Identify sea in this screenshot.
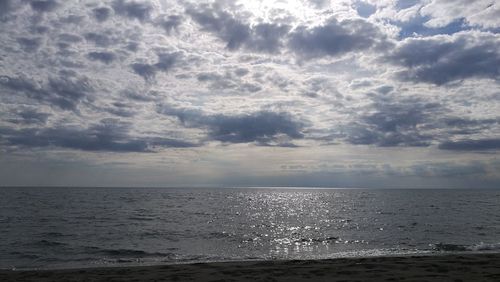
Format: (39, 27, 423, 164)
(1, 187, 499, 270)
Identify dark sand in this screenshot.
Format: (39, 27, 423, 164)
(1, 253, 499, 281)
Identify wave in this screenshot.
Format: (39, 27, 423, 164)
(33, 240, 68, 247)
(9, 252, 40, 259)
(294, 236, 340, 244)
(467, 242, 500, 251)
(84, 247, 174, 258)
(128, 216, 156, 221)
(432, 243, 467, 251)
(269, 236, 341, 245)
(432, 242, 500, 252)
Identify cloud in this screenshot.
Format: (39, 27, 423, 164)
(5, 108, 50, 125)
(17, 37, 42, 52)
(131, 63, 156, 81)
(92, 7, 112, 22)
(45, 76, 93, 110)
(187, 5, 251, 50)
(0, 74, 94, 111)
(112, 0, 152, 22)
(159, 106, 304, 146)
(189, 7, 386, 57)
(206, 112, 304, 144)
(250, 23, 291, 53)
(84, 32, 114, 47)
(0, 0, 13, 17)
(87, 51, 116, 64)
(29, 0, 59, 13)
(130, 52, 180, 80)
(195, 70, 262, 93)
(443, 117, 499, 135)
(0, 119, 197, 152)
(102, 102, 136, 117)
(307, 0, 330, 9)
(0, 0, 499, 187)
(343, 96, 440, 147)
(58, 33, 83, 43)
(386, 32, 500, 85)
(187, 5, 290, 53)
(420, 0, 500, 29)
(155, 53, 178, 71)
(121, 89, 157, 102)
(155, 14, 182, 34)
(439, 139, 500, 151)
(288, 17, 388, 58)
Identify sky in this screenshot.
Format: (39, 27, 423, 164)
(0, 0, 499, 188)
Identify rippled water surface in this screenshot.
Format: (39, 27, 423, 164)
(1, 187, 499, 269)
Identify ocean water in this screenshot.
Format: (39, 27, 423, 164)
(0, 187, 499, 270)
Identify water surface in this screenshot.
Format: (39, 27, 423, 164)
(1, 187, 499, 269)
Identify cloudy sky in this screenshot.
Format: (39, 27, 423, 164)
(0, 0, 499, 188)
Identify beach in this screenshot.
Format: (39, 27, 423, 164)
(1, 253, 499, 282)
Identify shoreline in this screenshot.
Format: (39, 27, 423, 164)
(1, 253, 499, 281)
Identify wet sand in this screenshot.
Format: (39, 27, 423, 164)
(1, 253, 499, 281)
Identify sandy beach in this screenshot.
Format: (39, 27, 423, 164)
(1, 253, 499, 282)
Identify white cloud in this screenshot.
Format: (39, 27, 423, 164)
(421, 0, 500, 29)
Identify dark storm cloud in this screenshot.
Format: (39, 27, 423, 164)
(29, 0, 59, 13)
(93, 7, 112, 22)
(0, 119, 197, 152)
(155, 15, 183, 34)
(159, 106, 304, 145)
(439, 139, 500, 151)
(386, 33, 500, 85)
(0, 74, 93, 111)
(87, 51, 116, 64)
(112, 0, 152, 22)
(289, 17, 387, 58)
(130, 52, 180, 81)
(344, 97, 439, 147)
(187, 5, 290, 53)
